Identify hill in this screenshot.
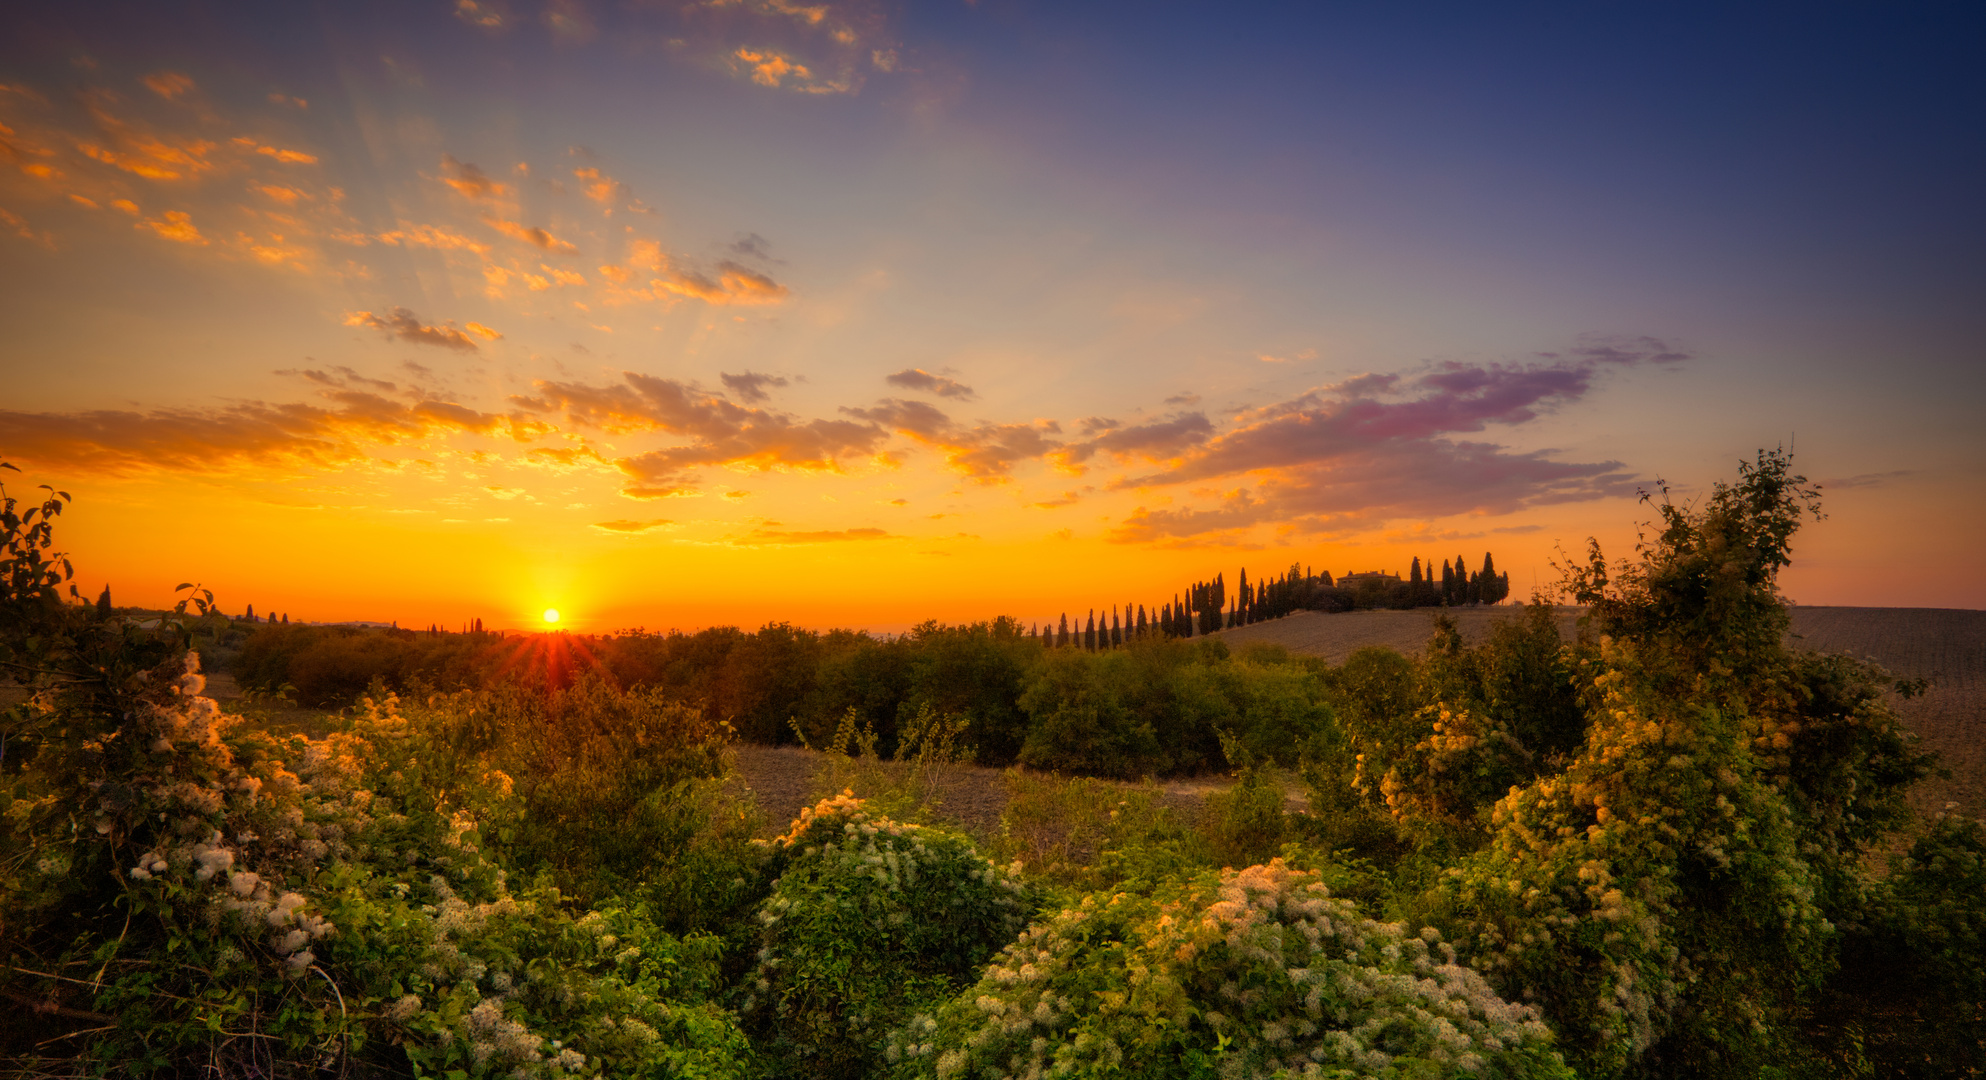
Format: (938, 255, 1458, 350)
(1217, 604, 1986, 817)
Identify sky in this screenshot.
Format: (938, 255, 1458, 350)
(1, 1, 1982, 632)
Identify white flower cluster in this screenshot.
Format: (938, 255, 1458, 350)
(892, 859, 1566, 1080)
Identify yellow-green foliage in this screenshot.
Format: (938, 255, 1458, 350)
(742, 793, 1039, 1080)
(1422, 637, 1831, 1078)
(886, 859, 1573, 1080)
(0, 652, 749, 1078)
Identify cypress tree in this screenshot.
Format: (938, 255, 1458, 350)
(1085, 611, 1097, 651)
(1480, 552, 1499, 603)
(1057, 613, 1070, 647)
(1410, 557, 1422, 586)
(1110, 607, 1122, 648)
(96, 585, 112, 617)
(1442, 559, 1454, 601)
(243, 601, 253, 621)
(1237, 567, 1250, 625)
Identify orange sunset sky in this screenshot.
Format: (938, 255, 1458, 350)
(2, 3, 1982, 631)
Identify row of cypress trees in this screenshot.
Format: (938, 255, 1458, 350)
(1027, 553, 1510, 650)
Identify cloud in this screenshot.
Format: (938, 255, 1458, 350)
(526, 445, 610, 470)
(516, 372, 890, 497)
(1819, 469, 1916, 490)
(1059, 412, 1214, 468)
(732, 48, 821, 90)
(729, 232, 773, 260)
(572, 166, 624, 206)
(441, 155, 510, 201)
(654, 260, 786, 304)
(376, 224, 492, 256)
(267, 93, 308, 109)
(138, 209, 207, 245)
(1257, 347, 1317, 364)
(884, 368, 975, 400)
(485, 216, 577, 254)
(234, 138, 318, 165)
(344, 308, 488, 351)
(734, 526, 894, 545)
(0, 393, 541, 478)
(592, 518, 674, 533)
(1, 206, 55, 249)
(721, 370, 789, 402)
(543, 0, 596, 40)
(454, 0, 506, 28)
(1099, 344, 1687, 544)
(843, 398, 1062, 481)
(143, 72, 195, 100)
(1163, 391, 1200, 406)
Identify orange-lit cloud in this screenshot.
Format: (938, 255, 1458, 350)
(653, 260, 786, 304)
(377, 224, 492, 256)
(485, 216, 577, 254)
(572, 166, 623, 205)
(517, 372, 889, 496)
(81, 132, 216, 180)
(441, 155, 510, 201)
(843, 398, 1063, 482)
(734, 48, 812, 88)
(231, 137, 318, 165)
(0, 393, 540, 479)
(344, 308, 490, 350)
(144, 72, 195, 100)
(592, 518, 673, 533)
(454, 0, 507, 29)
(139, 209, 207, 244)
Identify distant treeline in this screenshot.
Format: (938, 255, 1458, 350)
(233, 616, 1413, 777)
(1041, 551, 1513, 646)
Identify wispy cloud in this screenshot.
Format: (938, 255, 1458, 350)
(592, 517, 673, 533)
(485, 216, 577, 254)
(884, 367, 974, 399)
(440, 155, 510, 201)
(734, 525, 894, 545)
(344, 308, 492, 351)
(721, 370, 789, 402)
(143, 72, 195, 100)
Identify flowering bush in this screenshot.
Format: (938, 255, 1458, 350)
(887, 858, 1571, 1080)
(1418, 636, 1834, 1078)
(742, 792, 1038, 1080)
(1, 628, 749, 1076)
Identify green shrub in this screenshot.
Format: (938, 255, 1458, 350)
(886, 859, 1573, 1080)
(742, 793, 1038, 1080)
(1420, 637, 1832, 1079)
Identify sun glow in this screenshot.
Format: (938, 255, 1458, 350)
(543, 608, 560, 624)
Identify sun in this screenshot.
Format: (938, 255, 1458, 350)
(543, 608, 560, 624)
